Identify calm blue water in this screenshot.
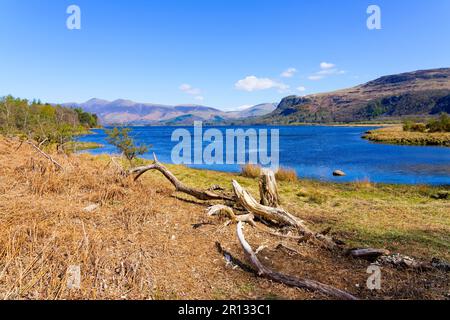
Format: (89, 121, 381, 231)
(77, 126, 450, 185)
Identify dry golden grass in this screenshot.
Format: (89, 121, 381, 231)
(364, 126, 450, 146)
(351, 178, 375, 190)
(241, 165, 297, 182)
(275, 168, 298, 182)
(240, 164, 261, 178)
(0, 137, 449, 300)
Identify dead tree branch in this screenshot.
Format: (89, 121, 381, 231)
(130, 153, 234, 201)
(207, 205, 305, 240)
(236, 222, 358, 300)
(233, 180, 304, 228)
(207, 205, 256, 225)
(232, 180, 337, 249)
(348, 248, 390, 261)
(27, 140, 64, 171)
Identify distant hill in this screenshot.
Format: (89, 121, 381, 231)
(248, 68, 450, 124)
(226, 103, 277, 118)
(62, 99, 276, 125)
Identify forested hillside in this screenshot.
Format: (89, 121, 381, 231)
(0, 95, 99, 147)
(249, 68, 450, 124)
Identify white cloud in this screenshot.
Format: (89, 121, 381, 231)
(235, 76, 289, 92)
(308, 75, 324, 81)
(317, 69, 336, 75)
(308, 62, 346, 81)
(297, 86, 306, 92)
(194, 96, 204, 101)
(320, 62, 335, 70)
(281, 67, 297, 78)
(179, 83, 201, 96)
(318, 68, 346, 75)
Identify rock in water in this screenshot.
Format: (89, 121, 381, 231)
(333, 170, 346, 177)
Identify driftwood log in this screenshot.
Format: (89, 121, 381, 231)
(232, 180, 303, 229)
(131, 158, 337, 248)
(348, 248, 390, 261)
(208, 204, 306, 240)
(236, 222, 358, 300)
(130, 153, 234, 201)
(232, 180, 338, 249)
(207, 204, 256, 225)
(27, 140, 64, 171)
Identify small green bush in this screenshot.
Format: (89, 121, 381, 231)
(410, 123, 426, 132)
(403, 113, 450, 133)
(403, 120, 413, 132)
(106, 127, 149, 164)
(427, 113, 450, 133)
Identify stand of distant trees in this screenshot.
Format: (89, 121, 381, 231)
(0, 95, 99, 149)
(403, 113, 450, 133)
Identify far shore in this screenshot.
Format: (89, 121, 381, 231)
(363, 126, 450, 147)
(66, 141, 103, 151)
(98, 122, 397, 128)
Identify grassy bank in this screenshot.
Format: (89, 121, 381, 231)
(167, 163, 450, 259)
(65, 141, 103, 152)
(0, 137, 449, 300)
(363, 126, 450, 147)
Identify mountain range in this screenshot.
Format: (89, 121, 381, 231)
(249, 68, 450, 124)
(62, 99, 277, 125)
(63, 68, 450, 126)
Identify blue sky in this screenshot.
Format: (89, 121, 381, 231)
(0, 0, 449, 111)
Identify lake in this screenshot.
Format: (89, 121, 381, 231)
(77, 126, 450, 185)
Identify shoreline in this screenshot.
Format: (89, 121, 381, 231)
(363, 126, 450, 147)
(100, 123, 395, 128)
(67, 141, 103, 151)
(76, 126, 450, 186)
(77, 150, 450, 187)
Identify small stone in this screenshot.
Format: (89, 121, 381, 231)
(431, 191, 449, 200)
(83, 204, 99, 213)
(431, 258, 450, 271)
(333, 170, 346, 177)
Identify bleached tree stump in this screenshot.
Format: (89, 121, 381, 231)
(259, 169, 280, 208)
